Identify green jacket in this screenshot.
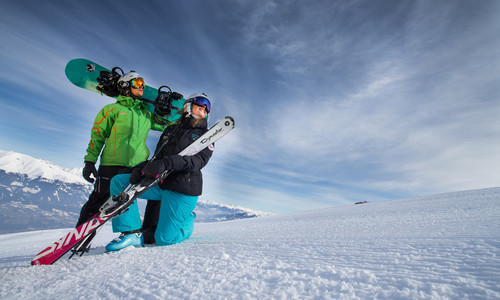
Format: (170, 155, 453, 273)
(84, 95, 168, 167)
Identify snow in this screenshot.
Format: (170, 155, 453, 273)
(0, 187, 499, 299)
(0, 150, 87, 185)
(22, 186, 41, 194)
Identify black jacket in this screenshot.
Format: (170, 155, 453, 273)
(155, 115, 213, 196)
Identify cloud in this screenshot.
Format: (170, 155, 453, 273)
(1, 0, 499, 212)
(225, 9, 500, 197)
(203, 168, 358, 213)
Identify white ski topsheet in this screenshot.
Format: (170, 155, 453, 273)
(1, 187, 499, 299)
(180, 116, 234, 156)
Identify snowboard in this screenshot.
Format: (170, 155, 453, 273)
(65, 58, 184, 122)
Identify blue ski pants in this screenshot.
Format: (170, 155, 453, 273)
(109, 174, 198, 246)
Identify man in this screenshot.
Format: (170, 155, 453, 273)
(77, 71, 168, 228)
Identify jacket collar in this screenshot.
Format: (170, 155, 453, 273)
(116, 95, 148, 109)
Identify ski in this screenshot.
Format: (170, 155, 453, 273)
(31, 116, 235, 266)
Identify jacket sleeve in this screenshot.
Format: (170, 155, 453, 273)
(151, 118, 172, 132)
(83, 106, 116, 163)
(165, 145, 214, 172)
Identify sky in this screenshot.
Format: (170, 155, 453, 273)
(1, 0, 499, 213)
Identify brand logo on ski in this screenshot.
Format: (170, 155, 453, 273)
(32, 217, 104, 264)
(201, 128, 223, 145)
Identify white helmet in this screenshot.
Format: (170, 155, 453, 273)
(117, 71, 142, 94)
(184, 93, 211, 114)
(187, 93, 209, 101)
(118, 71, 141, 84)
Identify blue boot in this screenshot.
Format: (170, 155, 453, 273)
(105, 233, 144, 253)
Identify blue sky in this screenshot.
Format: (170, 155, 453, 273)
(1, 0, 499, 213)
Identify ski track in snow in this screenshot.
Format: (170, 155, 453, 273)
(0, 188, 499, 299)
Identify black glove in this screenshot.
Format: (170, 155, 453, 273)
(82, 161, 98, 183)
(130, 161, 148, 184)
(142, 160, 166, 180)
(171, 92, 183, 100)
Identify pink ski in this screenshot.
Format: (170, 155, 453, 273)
(31, 215, 106, 265)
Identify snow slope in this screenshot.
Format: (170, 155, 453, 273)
(0, 187, 499, 299)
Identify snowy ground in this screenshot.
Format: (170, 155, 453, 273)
(0, 188, 499, 299)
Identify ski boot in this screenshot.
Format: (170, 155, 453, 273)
(105, 232, 144, 253)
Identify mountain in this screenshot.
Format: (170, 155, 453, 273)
(0, 150, 87, 184)
(1, 187, 499, 299)
(195, 200, 270, 222)
(0, 170, 92, 234)
(0, 150, 269, 234)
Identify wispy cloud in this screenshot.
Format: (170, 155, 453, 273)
(1, 0, 498, 212)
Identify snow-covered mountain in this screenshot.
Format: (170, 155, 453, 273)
(0, 150, 269, 234)
(0, 150, 87, 184)
(0, 187, 499, 299)
(0, 169, 92, 234)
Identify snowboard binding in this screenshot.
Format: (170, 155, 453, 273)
(96, 67, 124, 97)
(154, 86, 174, 117)
(153, 85, 180, 125)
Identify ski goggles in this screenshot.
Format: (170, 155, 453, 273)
(130, 78, 145, 89)
(191, 97, 211, 113)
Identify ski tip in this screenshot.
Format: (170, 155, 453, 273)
(224, 116, 235, 128)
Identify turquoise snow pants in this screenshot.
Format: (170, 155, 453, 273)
(109, 174, 198, 246)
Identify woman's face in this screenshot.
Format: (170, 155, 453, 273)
(191, 103, 208, 119)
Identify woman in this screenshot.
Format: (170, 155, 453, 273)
(105, 93, 213, 252)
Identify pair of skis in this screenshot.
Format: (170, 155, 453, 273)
(31, 117, 235, 266)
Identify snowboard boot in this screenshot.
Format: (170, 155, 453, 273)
(105, 232, 144, 253)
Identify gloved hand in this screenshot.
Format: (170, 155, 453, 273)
(129, 161, 148, 184)
(171, 92, 183, 100)
(141, 160, 166, 180)
(82, 161, 98, 183)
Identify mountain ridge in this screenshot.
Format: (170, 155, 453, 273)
(0, 150, 270, 234)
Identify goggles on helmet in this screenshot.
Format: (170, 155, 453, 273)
(191, 97, 211, 113)
(130, 78, 145, 89)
